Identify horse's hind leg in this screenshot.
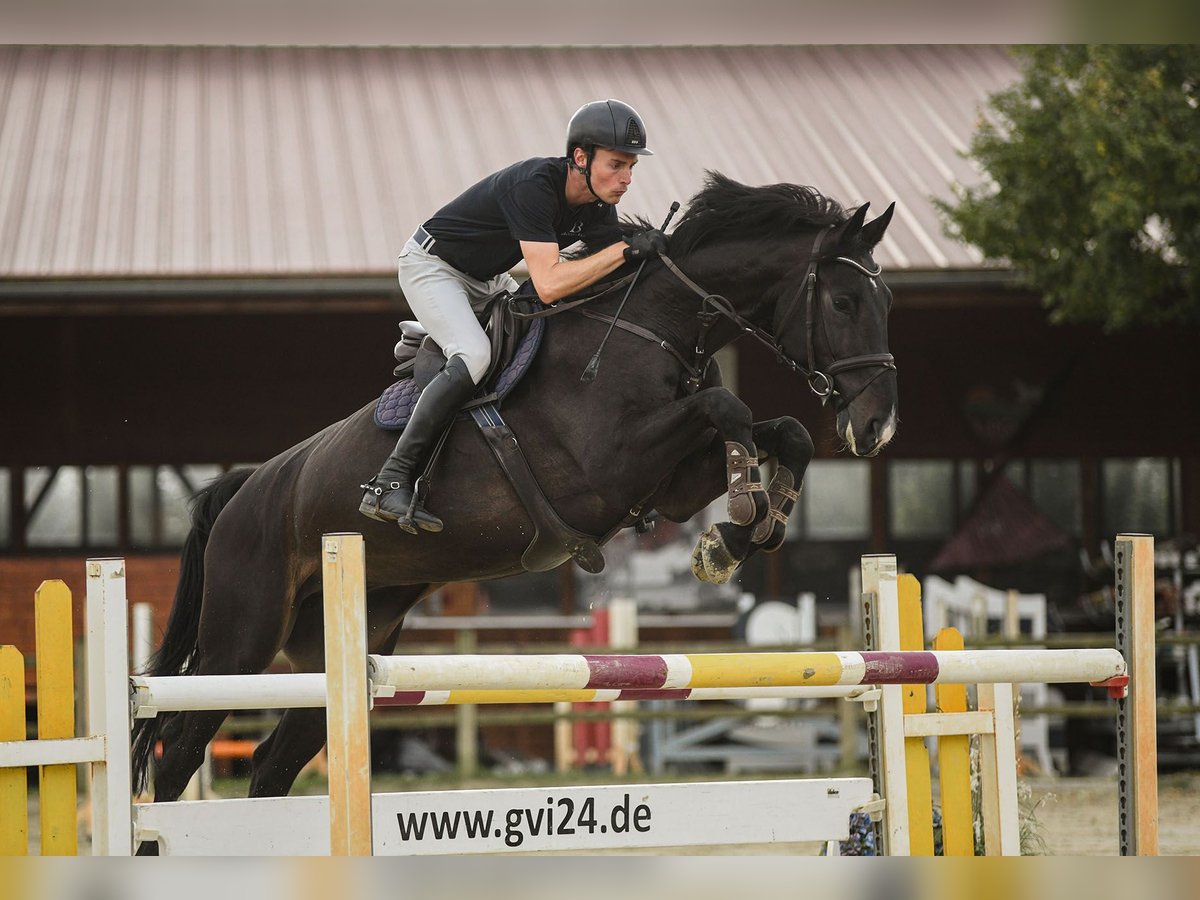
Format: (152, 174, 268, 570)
(150, 555, 295, 805)
(247, 584, 430, 798)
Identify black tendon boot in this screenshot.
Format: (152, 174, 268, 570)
(359, 355, 476, 532)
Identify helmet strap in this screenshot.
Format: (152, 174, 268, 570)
(569, 146, 602, 201)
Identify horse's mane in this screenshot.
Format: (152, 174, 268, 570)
(665, 171, 847, 256)
(604, 171, 849, 256)
(574, 171, 847, 262)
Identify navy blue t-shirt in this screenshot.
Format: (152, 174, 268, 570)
(422, 157, 618, 281)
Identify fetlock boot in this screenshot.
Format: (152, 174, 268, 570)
(359, 355, 477, 532)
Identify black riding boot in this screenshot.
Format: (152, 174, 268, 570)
(359, 355, 476, 533)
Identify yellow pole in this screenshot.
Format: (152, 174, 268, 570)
(0, 645, 28, 855)
(898, 574, 934, 855)
(35, 581, 77, 855)
(934, 627, 973, 856)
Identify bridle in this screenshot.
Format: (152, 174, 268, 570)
(513, 223, 898, 404)
(654, 224, 897, 404)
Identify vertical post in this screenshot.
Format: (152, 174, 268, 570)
(0, 645, 28, 854)
(933, 627, 973, 856)
(86, 558, 133, 856)
(898, 574, 933, 855)
(874, 575, 910, 856)
(322, 533, 372, 856)
(836, 624, 857, 772)
(1003, 590, 1024, 772)
(455, 628, 478, 778)
(553, 702, 573, 773)
(35, 581, 77, 855)
(1115, 533, 1158, 856)
(861, 554, 908, 856)
(131, 603, 154, 673)
(609, 597, 639, 776)
(977, 681, 1021, 855)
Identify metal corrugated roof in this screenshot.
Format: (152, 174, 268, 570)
(0, 45, 1019, 279)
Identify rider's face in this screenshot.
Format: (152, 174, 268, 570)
(579, 147, 638, 204)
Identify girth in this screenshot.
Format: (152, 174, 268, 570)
(469, 403, 607, 574)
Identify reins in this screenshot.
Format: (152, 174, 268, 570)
(654, 228, 896, 404)
(507, 225, 897, 404)
(507, 272, 637, 320)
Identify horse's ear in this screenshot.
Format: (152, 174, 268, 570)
(859, 202, 896, 248)
(839, 203, 871, 242)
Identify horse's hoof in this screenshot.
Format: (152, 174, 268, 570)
(690, 538, 708, 581)
(690, 525, 739, 584)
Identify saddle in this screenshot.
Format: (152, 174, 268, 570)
(372, 285, 608, 575)
(376, 287, 543, 430)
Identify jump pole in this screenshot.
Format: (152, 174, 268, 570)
(364, 648, 1127, 692)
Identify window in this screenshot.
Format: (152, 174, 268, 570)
(1030, 460, 1081, 536)
(3, 463, 233, 551)
(958, 461, 977, 514)
(1102, 458, 1172, 537)
(23, 465, 121, 548)
(797, 460, 870, 539)
(889, 460, 955, 539)
(25, 467, 83, 547)
(86, 467, 120, 545)
(130, 465, 223, 548)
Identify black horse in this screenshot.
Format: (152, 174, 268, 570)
(131, 173, 899, 812)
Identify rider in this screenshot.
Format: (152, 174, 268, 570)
(360, 99, 668, 532)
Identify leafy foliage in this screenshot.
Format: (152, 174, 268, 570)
(937, 46, 1200, 330)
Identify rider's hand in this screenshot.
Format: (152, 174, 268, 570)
(623, 228, 668, 263)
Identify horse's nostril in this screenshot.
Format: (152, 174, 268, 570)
(864, 419, 881, 447)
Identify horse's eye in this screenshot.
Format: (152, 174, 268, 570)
(833, 296, 852, 313)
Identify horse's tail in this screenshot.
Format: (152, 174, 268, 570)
(130, 467, 256, 794)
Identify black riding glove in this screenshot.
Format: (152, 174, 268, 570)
(623, 228, 668, 263)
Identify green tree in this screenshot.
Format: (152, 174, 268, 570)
(937, 46, 1200, 330)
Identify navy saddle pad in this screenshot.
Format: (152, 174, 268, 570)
(373, 314, 544, 431)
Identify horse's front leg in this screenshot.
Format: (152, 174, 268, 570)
(749, 416, 815, 552)
(623, 387, 768, 584)
(650, 416, 814, 584)
(625, 385, 769, 526)
(648, 432, 754, 585)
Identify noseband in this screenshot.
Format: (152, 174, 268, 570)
(658, 224, 897, 405)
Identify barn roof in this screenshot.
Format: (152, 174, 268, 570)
(0, 44, 1019, 281)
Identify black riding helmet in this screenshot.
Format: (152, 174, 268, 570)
(566, 99, 653, 200)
